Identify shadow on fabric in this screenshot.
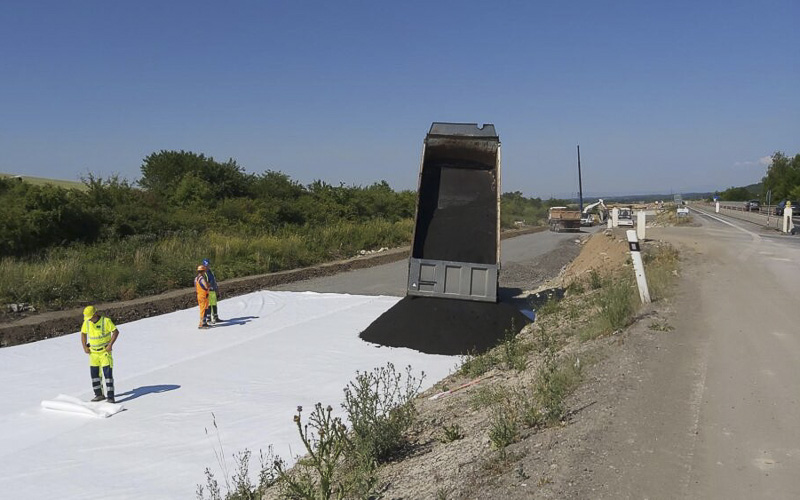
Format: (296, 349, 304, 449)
(115, 384, 180, 403)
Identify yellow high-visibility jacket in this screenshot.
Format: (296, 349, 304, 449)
(82, 316, 117, 352)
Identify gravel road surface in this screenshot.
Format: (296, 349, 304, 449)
(563, 208, 800, 499)
(273, 228, 595, 296)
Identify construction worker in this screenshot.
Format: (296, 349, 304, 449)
(202, 258, 222, 324)
(195, 265, 211, 329)
(80, 306, 119, 403)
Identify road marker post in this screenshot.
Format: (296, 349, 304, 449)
(636, 210, 646, 241)
(626, 230, 651, 304)
(715, 201, 719, 213)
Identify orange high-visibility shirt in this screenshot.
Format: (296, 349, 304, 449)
(195, 274, 209, 296)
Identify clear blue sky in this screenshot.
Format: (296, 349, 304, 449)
(2, 0, 797, 198)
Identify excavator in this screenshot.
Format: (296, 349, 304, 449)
(581, 199, 608, 226)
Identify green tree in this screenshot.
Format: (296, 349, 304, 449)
(500, 191, 549, 227)
(139, 150, 251, 204)
(0, 178, 100, 256)
(719, 186, 751, 201)
(762, 151, 800, 201)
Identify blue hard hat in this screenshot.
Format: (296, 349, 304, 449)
(202, 259, 210, 267)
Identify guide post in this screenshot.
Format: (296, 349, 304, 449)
(626, 230, 651, 304)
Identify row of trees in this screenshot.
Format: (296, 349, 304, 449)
(500, 191, 570, 226)
(0, 151, 417, 257)
(1, 151, 562, 259)
(719, 152, 800, 202)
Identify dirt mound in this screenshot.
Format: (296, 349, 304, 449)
(359, 296, 530, 355)
(560, 229, 630, 286)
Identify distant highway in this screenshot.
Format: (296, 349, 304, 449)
(692, 201, 798, 231)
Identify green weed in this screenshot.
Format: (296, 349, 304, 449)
(488, 402, 519, 449)
(500, 322, 529, 371)
(649, 320, 674, 332)
(589, 269, 603, 290)
(438, 423, 465, 443)
(470, 385, 512, 411)
(459, 350, 498, 378)
(595, 276, 637, 335)
(536, 295, 562, 317)
(643, 243, 680, 301)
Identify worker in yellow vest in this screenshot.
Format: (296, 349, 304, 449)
(80, 306, 119, 403)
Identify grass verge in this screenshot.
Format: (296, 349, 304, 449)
(0, 219, 413, 310)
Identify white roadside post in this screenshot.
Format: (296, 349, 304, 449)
(715, 201, 719, 213)
(626, 230, 651, 304)
(636, 210, 646, 240)
(611, 207, 619, 227)
(785, 205, 794, 233)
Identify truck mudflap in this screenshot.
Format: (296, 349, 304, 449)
(407, 123, 501, 303)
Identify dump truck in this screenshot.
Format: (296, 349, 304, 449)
(548, 207, 581, 232)
(406, 123, 501, 303)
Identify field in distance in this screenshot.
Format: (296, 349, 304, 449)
(0, 173, 87, 191)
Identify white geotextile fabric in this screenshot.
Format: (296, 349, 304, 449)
(0, 290, 455, 500)
(41, 394, 125, 418)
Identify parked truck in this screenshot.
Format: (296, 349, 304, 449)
(548, 207, 582, 232)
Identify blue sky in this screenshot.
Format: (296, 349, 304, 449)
(2, 1, 797, 198)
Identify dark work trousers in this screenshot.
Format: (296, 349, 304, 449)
(90, 365, 114, 400)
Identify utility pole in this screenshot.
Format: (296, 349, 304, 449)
(577, 145, 584, 213)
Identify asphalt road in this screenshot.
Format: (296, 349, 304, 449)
(580, 207, 800, 499)
(272, 228, 596, 296)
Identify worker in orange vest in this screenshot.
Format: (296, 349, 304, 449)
(195, 265, 211, 329)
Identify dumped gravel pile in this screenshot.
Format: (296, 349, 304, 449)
(359, 296, 530, 355)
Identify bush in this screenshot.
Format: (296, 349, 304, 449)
(342, 363, 424, 464)
(199, 364, 426, 500)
